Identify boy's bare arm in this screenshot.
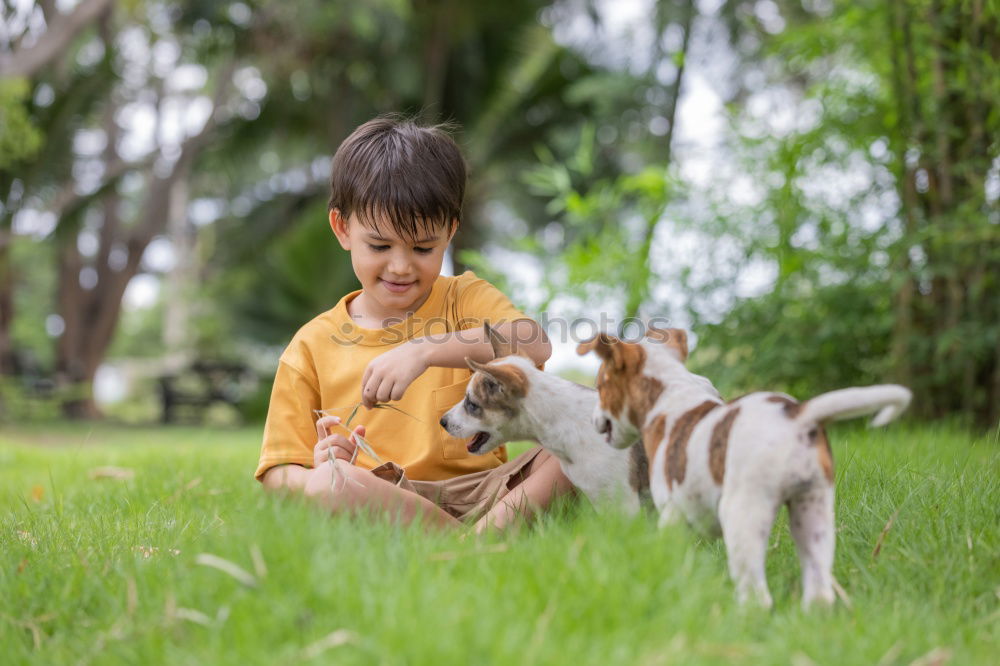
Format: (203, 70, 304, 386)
(360, 319, 550, 407)
(260, 463, 313, 492)
(418, 319, 551, 368)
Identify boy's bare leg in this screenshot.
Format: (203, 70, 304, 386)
(302, 461, 461, 529)
(474, 450, 576, 534)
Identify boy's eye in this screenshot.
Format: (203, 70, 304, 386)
(414, 247, 433, 255)
(368, 244, 390, 252)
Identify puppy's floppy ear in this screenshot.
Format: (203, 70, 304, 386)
(466, 357, 495, 379)
(465, 358, 509, 396)
(577, 332, 617, 359)
(646, 326, 689, 363)
(484, 322, 516, 359)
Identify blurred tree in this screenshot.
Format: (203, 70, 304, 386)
(472, 0, 698, 326)
(1, 0, 117, 382)
(692, 0, 999, 425)
(197, 0, 621, 345)
(2, 1, 250, 417)
(4, 0, 640, 417)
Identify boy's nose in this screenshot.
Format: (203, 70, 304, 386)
(387, 252, 411, 275)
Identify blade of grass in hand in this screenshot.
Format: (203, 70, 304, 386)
(372, 403, 424, 423)
(349, 431, 384, 465)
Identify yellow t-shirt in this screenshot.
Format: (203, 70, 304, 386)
(254, 271, 531, 482)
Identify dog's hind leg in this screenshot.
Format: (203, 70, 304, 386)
(656, 497, 683, 529)
(788, 487, 836, 608)
(719, 490, 779, 609)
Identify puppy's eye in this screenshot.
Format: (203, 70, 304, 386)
(464, 398, 481, 416)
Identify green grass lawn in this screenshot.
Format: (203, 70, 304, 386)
(1, 422, 998, 665)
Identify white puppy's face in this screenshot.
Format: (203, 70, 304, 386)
(440, 357, 530, 455)
(577, 328, 689, 449)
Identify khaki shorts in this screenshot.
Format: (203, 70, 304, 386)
(368, 446, 546, 523)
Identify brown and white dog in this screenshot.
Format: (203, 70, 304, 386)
(578, 328, 911, 609)
(439, 325, 646, 515)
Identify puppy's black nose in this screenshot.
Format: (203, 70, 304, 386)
(439, 416, 448, 428)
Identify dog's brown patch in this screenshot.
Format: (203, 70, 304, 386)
(665, 400, 719, 489)
(596, 366, 625, 422)
(467, 361, 528, 416)
(576, 333, 610, 357)
(642, 413, 667, 468)
(627, 375, 665, 429)
(646, 327, 689, 362)
(812, 426, 834, 482)
(708, 407, 741, 484)
(593, 342, 649, 424)
(766, 394, 802, 418)
(487, 363, 528, 397)
(628, 441, 651, 506)
(582, 335, 670, 428)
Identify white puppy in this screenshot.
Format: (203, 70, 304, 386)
(440, 325, 644, 514)
(578, 327, 911, 608)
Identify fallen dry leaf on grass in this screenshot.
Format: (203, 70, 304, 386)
(301, 629, 357, 659)
(195, 553, 258, 587)
(89, 466, 135, 480)
(429, 543, 509, 561)
(30, 485, 44, 501)
(134, 545, 180, 559)
(908, 647, 953, 666)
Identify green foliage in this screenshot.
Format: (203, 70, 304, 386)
(212, 200, 359, 346)
(0, 80, 42, 169)
(1, 423, 998, 662)
(507, 127, 675, 321)
(692, 0, 999, 424)
(691, 281, 894, 401)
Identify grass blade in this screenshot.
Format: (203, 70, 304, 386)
(350, 431, 384, 465)
(195, 553, 258, 588)
(344, 403, 362, 427)
(373, 403, 424, 423)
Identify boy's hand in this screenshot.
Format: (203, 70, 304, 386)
(314, 415, 365, 467)
(360, 341, 429, 409)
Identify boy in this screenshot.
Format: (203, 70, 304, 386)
(255, 116, 574, 531)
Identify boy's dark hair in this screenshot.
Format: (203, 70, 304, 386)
(328, 115, 466, 239)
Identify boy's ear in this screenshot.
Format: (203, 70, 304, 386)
(330, 209, 351, 250)
(447, 218, 459, 243)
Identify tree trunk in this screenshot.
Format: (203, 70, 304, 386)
(51, 57, 234, 418)
(0, 230, 14, 376)
(884, 0, 999, 426)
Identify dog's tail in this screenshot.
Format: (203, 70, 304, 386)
(795, 385, 912, 427)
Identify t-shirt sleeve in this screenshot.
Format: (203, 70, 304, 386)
(454, 271, 530, 330)
(254, 359, 321, 481)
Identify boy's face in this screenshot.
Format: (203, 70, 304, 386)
(330, 209, 457, 317)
